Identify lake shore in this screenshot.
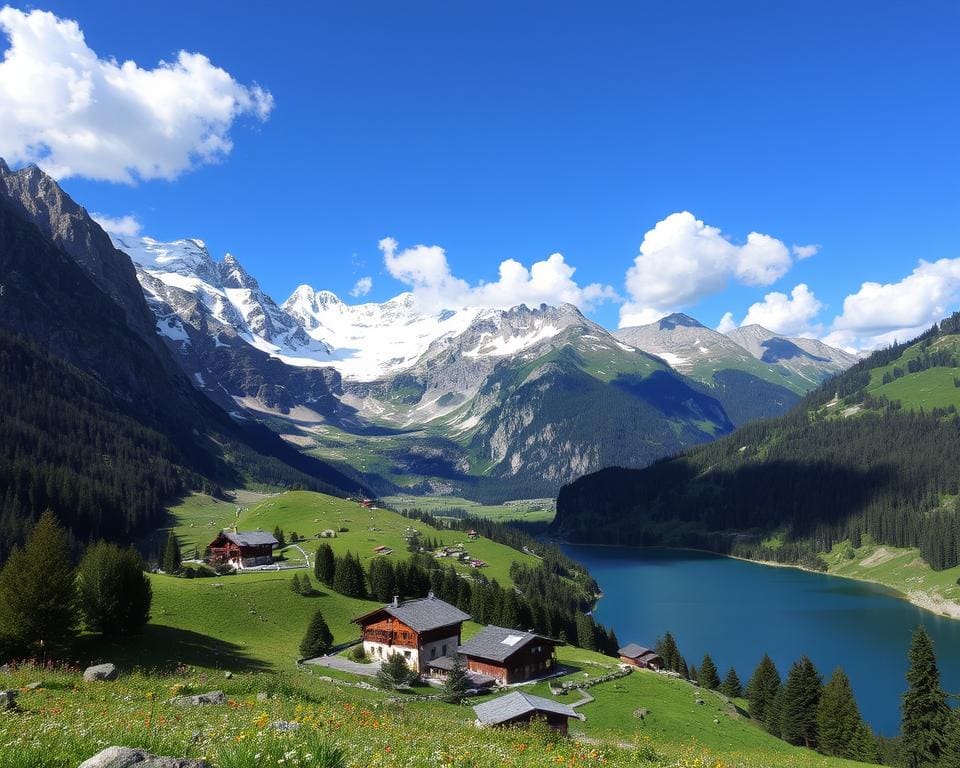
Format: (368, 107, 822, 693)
(559, 539, 960, 622)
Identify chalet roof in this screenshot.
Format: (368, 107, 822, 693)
(473, 691, 578, 725)
(353, 596, 470, 633)
(458, 625, 563, 663)
(217, 531, 279, 548)
(426, 655, 457, 671)
(618, 643, 659, 659)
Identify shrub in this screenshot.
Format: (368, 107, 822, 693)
(299, 609, 333, 659)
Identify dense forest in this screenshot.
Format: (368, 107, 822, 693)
(554, 314, 960, 571)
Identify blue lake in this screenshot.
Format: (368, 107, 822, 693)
(561, 545, 960, 735)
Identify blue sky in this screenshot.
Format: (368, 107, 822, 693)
(1, 1, 958, 349)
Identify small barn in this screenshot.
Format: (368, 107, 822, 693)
(473, 691, 580, 735)
(352, 594, 470, 672)
(207, 531, 278, 569)
(618, 643, 663, 670)
(458, 625, 563, 684)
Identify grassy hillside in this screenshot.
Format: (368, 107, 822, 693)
(0, 661, 875, 768)
(0, 489, 874, 768)
(384, 494, 556, 524)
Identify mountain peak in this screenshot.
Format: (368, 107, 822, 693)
(219, 252, 259, 290)
(658, 312, 705, 330)
(0, 157, 9, 174)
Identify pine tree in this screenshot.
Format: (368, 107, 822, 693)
(290, 573, 303, 594)
(314, 542, 336, 585)
(300, 573, 313, 595)
(689, 664, 698, 684)
(719, 667, 743, 698)
(273, 526, 286, 548)
(299, 609, 334, 659)
(699, 654, 721, 690)
(901, 626, 949, 768)
(377, 652, 416, 690)
(442, 656, 471, 703)
(77, 542, 151, 637)
(939, 711, 960, 768)
(0, 511, 78, 656)
(817, 668, 877, 762)
(162, 530, 182, 574)
(746, 654, 782, 727)
(575, 613, 597, 651)
(655, 632, 681, 673)
(780, 656, 823, 748)
(368, 557, 396, 603)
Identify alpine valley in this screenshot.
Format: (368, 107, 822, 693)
(88, 202, 854, 504)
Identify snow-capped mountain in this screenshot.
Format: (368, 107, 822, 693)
(113, 235, 328, 361)
(282, 285, 482, 380)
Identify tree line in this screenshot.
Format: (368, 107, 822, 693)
(0, 511, 152, 659)
(656, 627, 960, 767)
(311, 543, 619, 654)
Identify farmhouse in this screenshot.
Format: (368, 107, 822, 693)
(207, 531, 278, 569)
(618, 643, 663, 670)
(458, 625, 563, 684)
(352, 594, 470, 672)
(472, 691, 580, 735)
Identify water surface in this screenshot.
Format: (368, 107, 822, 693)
(561, 545, 960, 735)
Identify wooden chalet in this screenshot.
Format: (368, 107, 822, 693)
(207, 530, 278, 569)
(618, 643, 663, 670)
(352, 595, 470, 672)
(472, 691, 580, 735)
(458, 625, 563, 684)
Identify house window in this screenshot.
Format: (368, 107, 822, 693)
(404, 651, 411, 659)
(442, 644, 447, 656)
(430, 647, 436, 660)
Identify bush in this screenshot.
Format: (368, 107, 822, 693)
(376, 652, 417, 690)
(349, 645, 369, 663)
(77, 542, 152, 637)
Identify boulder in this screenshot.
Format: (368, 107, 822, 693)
(25, 682, 42, 690)
(78, 746, 211, 767)
(0, 689, 17, 711)
(83, 664, 118, 682)
(169, 690, 226, 706)
(270, 720, 300, 732)
(256, 692, 269, 702)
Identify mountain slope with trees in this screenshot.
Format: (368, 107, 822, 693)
(553, 313, 960, 574)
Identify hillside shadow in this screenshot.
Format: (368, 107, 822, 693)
(75, 624, 271, 673)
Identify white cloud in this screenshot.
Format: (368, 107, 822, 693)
(792, 243, 820, 259)
(91, 212, 141, 237)
(740, 283, 824, 336)
(619, 211, 795, 327)
(715, 311, 737, 334)
(0, 7, 273, 183)
(378, 237, 618, 312)
(349, 276, 373, 298)
(824, 258, 960, 350)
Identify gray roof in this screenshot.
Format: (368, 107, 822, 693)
(355, 596, 470, 632)
(618, 643, 658, 659)
(473, 691, 578, 725)
(458, 625, 561, 663)
(222, 531, 279, 547)
(426, 655, 457, 671)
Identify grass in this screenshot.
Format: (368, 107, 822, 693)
(18, 490, 882, 767)
(0, 658, 877, 768)
(384, 494, 556, 524)
(821, 537, 960, 617)
(864, 334, 960, 412)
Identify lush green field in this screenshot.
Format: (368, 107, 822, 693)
(865, 333, 960, 411)
(164, 490, 541, 587)
(384, 494, 556, 524)
(5, 488, 878, 768)
(821, 538, 960, 618)
(0, 654, 875, 768)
